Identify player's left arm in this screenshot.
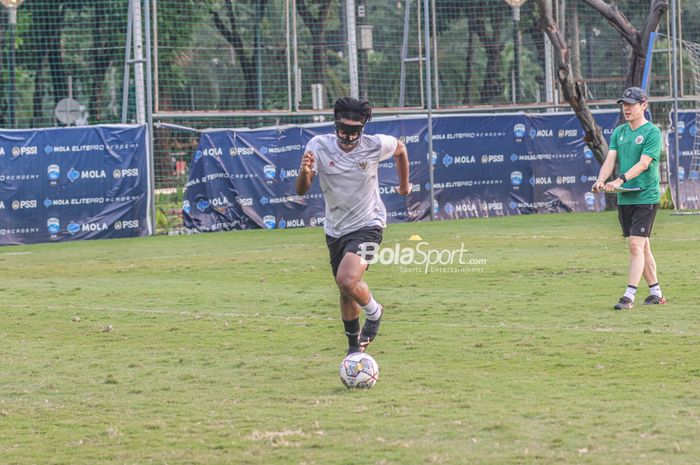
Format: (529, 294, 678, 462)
(393, 140, 411, 196)
(617, 155, 654, 183)
(614, 129, 661, 185)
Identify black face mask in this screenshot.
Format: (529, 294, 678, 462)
(335, 121, 364, 146)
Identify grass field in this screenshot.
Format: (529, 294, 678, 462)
(1, 211, 699, 465)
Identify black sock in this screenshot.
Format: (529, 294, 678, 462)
(343, 318, 360, 347)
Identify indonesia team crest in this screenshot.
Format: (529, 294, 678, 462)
(358, 160, 369, 170)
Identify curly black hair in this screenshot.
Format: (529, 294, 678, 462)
(333, 97, 372, 123)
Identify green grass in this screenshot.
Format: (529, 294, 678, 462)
(1, 211, 699, 465)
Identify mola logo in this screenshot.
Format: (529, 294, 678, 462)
(193, 150, 203, 163)
(67, 221, 81, 235)
(529, 128, 537, 139)
(442, 154, 454, 167)
(263, 164, 276, 180)
(509, 201, 518, 210)
(510, 171, 523, 186)
(67, 168, 80, 182)
(279, 169, 287, 181)
(278, 218, 287, 229)
(444, 202, 455, 215)
(513, 124, 526, 138)
(44, 145, 54, 154)
(259, 196, 269, 206)
(196, 199, 210, 211)
(690, 124, 698, 137)
(263, 215, 276, 229)
(44, 198, 53, 208)
(510, 153, 519, 162)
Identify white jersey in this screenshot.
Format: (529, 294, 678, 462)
(306, 133, 398, 238)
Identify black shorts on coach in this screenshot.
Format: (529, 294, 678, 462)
(325, 226, 383, 277)
(617, 204, 658, 238)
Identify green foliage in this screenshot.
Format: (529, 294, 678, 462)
(1, 212, 699, 464)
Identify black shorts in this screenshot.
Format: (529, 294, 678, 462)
(617, 204, 658, 238)
(325, 227, 383, 277)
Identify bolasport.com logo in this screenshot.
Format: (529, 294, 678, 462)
(357, 241, 487, 274)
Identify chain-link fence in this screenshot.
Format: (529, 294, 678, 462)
(2, 0, 699, 195)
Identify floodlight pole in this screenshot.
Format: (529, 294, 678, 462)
(512, 5, 521, 103)
(423, 0, 434, 221)
(505, 0, 526, 104)
(3, 2, 20, 128)
(670, 0, 681, 210)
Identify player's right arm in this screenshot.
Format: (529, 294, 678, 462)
(592, 149, 617, 193)
(295, 151, 316, 195)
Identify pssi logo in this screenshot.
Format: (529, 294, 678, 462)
(114, 220, 139, 230)
(12, 199, 38, 210)
(555, 176, 576, 185)
(113, 168, 139, 179)
(558, 129, 578, 138)
(400, 135, 420, 144)
(481, 154, 504, 164)
(237, 197, 253, 206)
(231, 146, 255, 156)
(12, 146, 38, 157)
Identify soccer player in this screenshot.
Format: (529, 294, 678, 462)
(592, 87, 665, 310)
(295, 97, 411, 354)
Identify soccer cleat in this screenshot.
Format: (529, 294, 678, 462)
(614, 296, 634, 310)
(643, 295, 667, 305)
(358, 306, 383, 350)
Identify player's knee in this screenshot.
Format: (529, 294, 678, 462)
(335, 274, 359, 294)
(628, 237, 645, 255)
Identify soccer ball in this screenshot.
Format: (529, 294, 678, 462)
(339, 352, 379, 389)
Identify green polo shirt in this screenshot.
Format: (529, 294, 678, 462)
(609, 121, 662, 205)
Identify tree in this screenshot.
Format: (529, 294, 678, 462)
(535, 0, 609, 165)
(296, 0, 334, 95)
(211, 0, 269, 110)
(582, 0, 668, 90)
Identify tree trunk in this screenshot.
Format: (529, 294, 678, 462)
(535, 0, 608, 166)
(211, 0, 266, 110)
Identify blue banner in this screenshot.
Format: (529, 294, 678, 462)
(668, 111, 700, 209)
(0, 124, 151, 245)
(184, 111, 620, 232)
